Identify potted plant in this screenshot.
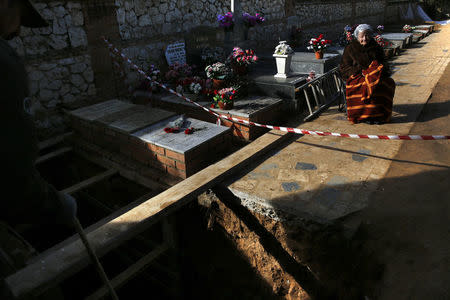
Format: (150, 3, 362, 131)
(377, 24, 384, 35)
(217, 12, 234, 31)
(402, 24, 414, 33)
(307, 34, 332, 59)
(242, 12, 265, 39)
(227, 47, 258, 75)
(212, 87, 236, 110)
(205, 62, 231, 89)
(273, 41, 294, 78)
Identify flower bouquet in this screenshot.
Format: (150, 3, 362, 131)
(242, 12, 265, 27)
(402, 24, 415, 33)
(374, 34, 391, 48)
(175, 76, 211, 101)
(132, 64, 162, 103)
(165, 63, 193, 84)
(339, 25, 354, 46)
(217, 12, 234, 30)
(205, 62, 231, 89)
(307, 34, 332, 59)
(377, 25, 384, 34)
(212, 87, 236, 110)
(205, 62, 231, 80)
(227, 47, 258, 75)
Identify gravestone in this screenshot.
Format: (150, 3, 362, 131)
(185, 26, 220, 66)
(165, 42, 187, 66)
(290, 52, 341, 75)
(381, 33, 413, 49)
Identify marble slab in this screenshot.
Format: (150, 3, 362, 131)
(290, 52, 341, 75)
(70, 99, 134, 121)
(132, 115, 230, 154)
(108, 107, 176, 134)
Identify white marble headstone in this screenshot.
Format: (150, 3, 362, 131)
(165, 42, 187, 66)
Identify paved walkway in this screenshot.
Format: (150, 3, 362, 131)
(227, 25, 450, 223)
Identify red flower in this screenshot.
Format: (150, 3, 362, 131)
(318, 34, 323, 39)
(214, 90, 218, 95)
(184, 127, 194, 134)
(210, 104, 215, 108)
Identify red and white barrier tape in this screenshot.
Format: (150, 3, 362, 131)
(102, 37, 450, 141)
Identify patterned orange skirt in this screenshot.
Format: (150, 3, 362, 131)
(346, 61, 395, 124)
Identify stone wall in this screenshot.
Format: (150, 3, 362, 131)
(7, 1, 95, 138)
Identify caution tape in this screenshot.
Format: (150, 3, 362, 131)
(102, 37, 450, 141)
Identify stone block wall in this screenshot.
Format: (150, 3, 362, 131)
(7, 1, 95, 139)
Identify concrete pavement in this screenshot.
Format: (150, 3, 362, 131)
(226, 25, 450, 223)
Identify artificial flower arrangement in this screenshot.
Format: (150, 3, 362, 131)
(377, 25, 384, 34)
(402, 24, 415, 33)
(175, 76, 211, 96)
(165, 63, 193, 83)
(217, 12, 234, 29)
(307, 34, 332, 53)
(339, 25, 354, 46)
(134, 64, 162, 94)
(227, 47, 258, 66)
(217, 12, 265, 28)
(242, 12, 265, 27)
(212, 87, 237, 109)
(374, 35, 391, 48)
(274, 41, 294, 55)
(205, 62, 232, 80)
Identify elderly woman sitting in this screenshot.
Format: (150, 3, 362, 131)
(339, 24, 395, 124)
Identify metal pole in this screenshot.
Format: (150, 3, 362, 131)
(73, 218, 119, 300)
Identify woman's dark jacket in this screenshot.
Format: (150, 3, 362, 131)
(339, 39, 391, 81)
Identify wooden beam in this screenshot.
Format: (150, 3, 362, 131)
(35, 147, 72, 165)
(85, 244, 169, 300)
(61, 169, 118, 195)
(38, 132, 73, 151)
(5, 130, 292, 298)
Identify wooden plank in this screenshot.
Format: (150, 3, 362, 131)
(5, 130, 292, 299)
(85, 244, 169, 300)
(38, 132, 73, 151)
(35, 147, 72, 164)
(60, 169, 118, 195)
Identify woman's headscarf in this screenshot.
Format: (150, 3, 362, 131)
(353, 24, 373, 38)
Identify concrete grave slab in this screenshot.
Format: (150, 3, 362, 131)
(290, 52, 341, 75)
(70, 99, 134, 121)
(132, 115, 230, 155)
(108, 107, 176, 134)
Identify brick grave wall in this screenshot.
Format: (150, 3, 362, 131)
(69, 113, 232, 179)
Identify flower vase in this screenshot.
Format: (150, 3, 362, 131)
(273, 54, 293, 78)
(218, 101, 233, 110)
(213, 79, 225, 89)
(315, 51, 323, 59)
